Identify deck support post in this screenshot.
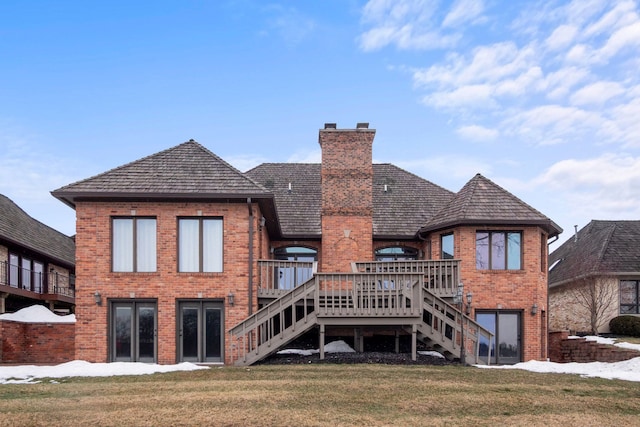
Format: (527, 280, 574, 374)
(319, 324, 325, 360)
(411, 324, 417, 361)
(395, 330, 400, 354)
(354, 328, 364, 352)
(0, 293, 6, 314)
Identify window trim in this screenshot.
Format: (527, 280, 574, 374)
(111, 216, 157, 273)
(177, 217, 224, 273)
(374, 246, 419, 261)
(620, 280, 640, 314)
(441, 233, 454, 260)
(476, 230, 523, 271)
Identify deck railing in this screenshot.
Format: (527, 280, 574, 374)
(257, 260, 317, 297)
(0, 260, 75, 299)
(352, 260, 460, 297)
(258, 259, 460, 298)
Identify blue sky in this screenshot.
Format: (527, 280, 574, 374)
(1, 0, 639, 249)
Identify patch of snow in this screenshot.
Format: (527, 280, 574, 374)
(0, 361, 208, 384)
(476, 357, 640, 382)
(276, 339, 355, 357)
(0, 305, 75, 323)
(418, 351, 445, 359)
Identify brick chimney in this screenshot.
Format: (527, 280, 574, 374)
(318, 123, 375, 272)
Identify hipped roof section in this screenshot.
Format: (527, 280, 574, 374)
(51, 141, 281, 236)
(0, 194, 75, 266)
(418, 174, 562, 238)
(549, 220, 640, 287)
(245, 163, 454, 238)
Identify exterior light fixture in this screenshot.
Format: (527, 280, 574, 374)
(228, 292, 235, 307)
(94, 291, 102, 306)
(531, 303, 538, 316)
(466, 292, 473, 315)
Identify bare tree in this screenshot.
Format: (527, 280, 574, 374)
(568, 275, 617, 335)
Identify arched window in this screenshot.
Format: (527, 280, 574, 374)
(273, 246, 317, 289)
(375, 246, 418, 261)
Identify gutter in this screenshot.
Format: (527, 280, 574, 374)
(247, 198, 254, 315)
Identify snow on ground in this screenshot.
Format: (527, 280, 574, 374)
(0, 361, 208, 384)
(477, 335, 640, 382)
(0, 305, 75, 323)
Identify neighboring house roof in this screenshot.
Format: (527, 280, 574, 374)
(0, 194, 75, 267)
(417, 174, 562, 238)
(245, 163, 454, 239)
(549, 220, 640, 287)
(51, 141, 282, 236)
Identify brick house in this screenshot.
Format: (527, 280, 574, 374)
(52, 123, 561, 365)
(0, 194, 75, 314)
(549, 220, 640, 335)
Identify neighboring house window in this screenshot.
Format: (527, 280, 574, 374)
(112, 217, 157, 272)
(375, 247, 418, 261)
(476, 231, 522, 270)
(441, 234, 454, 259)
(178, 218, 223, 272)
(620, 280, 640, 314)
(6, 253, 44, 292)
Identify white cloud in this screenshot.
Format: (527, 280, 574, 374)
(422, 84, 495, 110)
(534, 153, 640, 218)
(455, 124, 499, 142)
(261, 4, 316, 46)
(358, 0, 461, 51)
(570, 81, 625, 106)
(545, 24, 578, 51)
(287, 149, 321, 163)
(442, 0, 486, 28)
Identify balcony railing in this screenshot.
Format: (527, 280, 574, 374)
(0, 260, 75, 299)
(257, 259, 459, 298)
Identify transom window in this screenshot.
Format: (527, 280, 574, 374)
(620, 280, 640, 314)
(476, 231, 522, 270)
(178, 218, 223, 272)
(112, 217, 157, 272)
(375, 247, 418, 261)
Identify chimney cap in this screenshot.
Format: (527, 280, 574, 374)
(356, 122, 369, 129)
(324, 123, 337, 129)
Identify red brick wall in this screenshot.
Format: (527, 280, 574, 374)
(75, 201, 260, 365)
(426, 225, 549, 362)
(549, 331, 640, 363)
(319, 127, 375, 272)
(0, 320, 74, 363)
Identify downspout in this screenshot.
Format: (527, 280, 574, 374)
(247, 198, 254, 315)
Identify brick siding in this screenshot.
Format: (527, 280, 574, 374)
(0, 320, 74, 363)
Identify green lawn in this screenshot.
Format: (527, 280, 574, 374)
(1, 364, 639, 426)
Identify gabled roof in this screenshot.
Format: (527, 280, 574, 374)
(52, 141, 273, 207)
(549, 220, 640, 287)
(418, 174, 562, 237)
(245, 163, 454, 238)
(0, 194, 75, 266)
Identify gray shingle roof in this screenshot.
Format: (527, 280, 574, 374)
(418, 174, 562, 237)
(52, 141, 272, 207)
(245, 163, 454, 238)
(0, 194, 75, 266)
(549, 220, 640, 286)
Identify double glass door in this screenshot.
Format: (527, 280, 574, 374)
(476, 311, 521, 364)
(111, 301, 157, 362)
(178, 301, 223, 363)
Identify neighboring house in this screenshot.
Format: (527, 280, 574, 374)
(549, 220, 640, 334)
(0, 194, 75, 314)
(52, 123, 561, 366)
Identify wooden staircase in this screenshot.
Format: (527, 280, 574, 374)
(229, 261, 493, 366)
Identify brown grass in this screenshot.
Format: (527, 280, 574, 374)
(1, 364, 639, 426)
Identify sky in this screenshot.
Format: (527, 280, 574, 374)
(1, 0, 639, 250)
